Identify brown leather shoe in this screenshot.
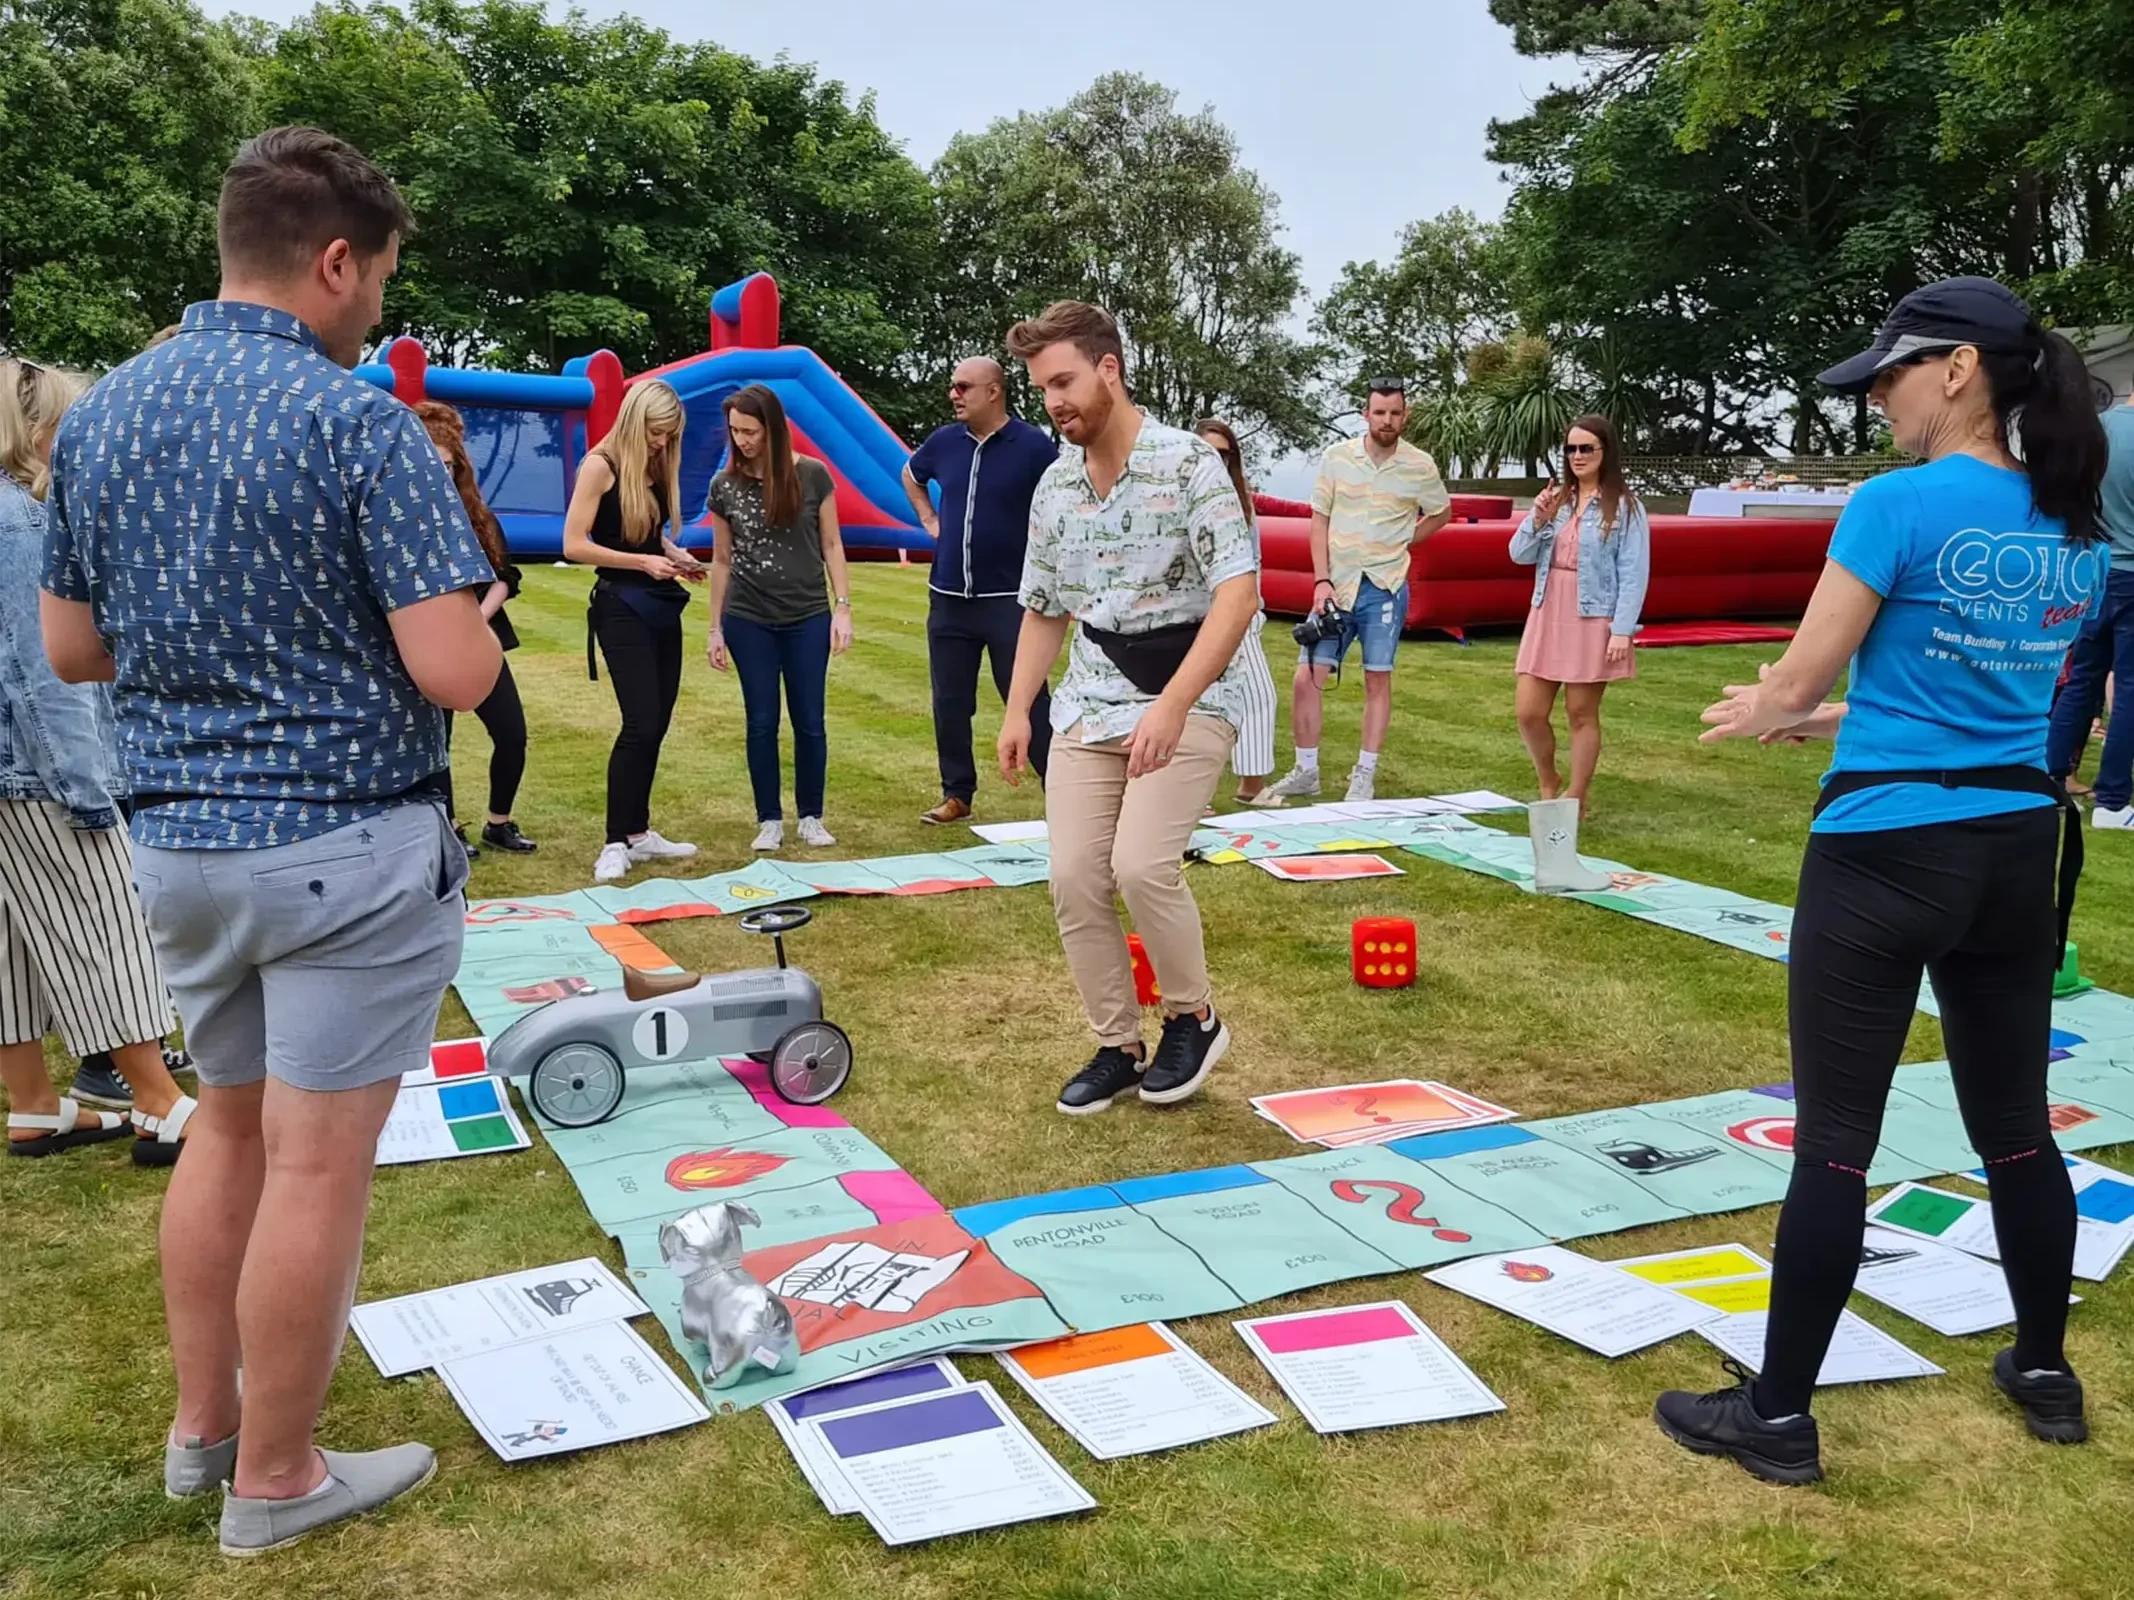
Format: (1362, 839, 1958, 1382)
(921, 797, 972, 825)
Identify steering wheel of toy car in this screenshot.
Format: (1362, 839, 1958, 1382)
(737, 905, 813, 936)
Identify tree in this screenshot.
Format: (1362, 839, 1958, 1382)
(1314, 209, 1516, 395)
(261, 0, 941, 431)
(929, 73, 1325, 454)
(0, 0, 260, 364)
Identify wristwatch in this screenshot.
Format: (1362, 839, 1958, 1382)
(835, 596, 852, 609)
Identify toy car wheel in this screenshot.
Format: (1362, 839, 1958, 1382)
(768, 1020, 852, 1105)
(528, 1042, 627, 1128)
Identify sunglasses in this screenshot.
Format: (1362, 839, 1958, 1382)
(949, 380, 990, 395)
(1564, 443, 1600, 456)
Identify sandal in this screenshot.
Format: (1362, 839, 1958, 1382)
(8, 1096, 131, 1158)
(131, 1093, 197, 1168)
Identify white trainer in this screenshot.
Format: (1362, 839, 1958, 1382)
(797, 816, 835, 847)
(2092, 804, 2134, 830)
(752, 820, 784, 852)
(627, 830, 697, 861)
(1248, 765, 1321, 807)
(1344, 765, 1376, 802)
(592, 842, 631, 883)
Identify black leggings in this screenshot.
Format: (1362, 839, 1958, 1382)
(444, 657, 528, 821)
(1757, 807, 2076, 1416)
(592, 590, 683, 843)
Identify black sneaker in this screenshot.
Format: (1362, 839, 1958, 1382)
(1653, 1361, 1823, 1485)
(482, 820, 538, 854)
(454, 823, 479, 859)
(1056, 1047, 1145, 1115)
(163, 1045, 195, 1079)
(69, 1052, 133, 1110)
(1993, 1347, 2088, 1443)
(1140, 1008, 1230, 1106)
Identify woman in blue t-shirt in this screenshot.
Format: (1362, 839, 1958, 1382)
(1655, 279, 2110, 1484)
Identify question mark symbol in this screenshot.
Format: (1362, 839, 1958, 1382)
(1352, 1091, 1389, 1126)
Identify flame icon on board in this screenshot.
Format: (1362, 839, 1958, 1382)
(663, 1147, 791, 1191)
(1501, 1259, 1554, 1283)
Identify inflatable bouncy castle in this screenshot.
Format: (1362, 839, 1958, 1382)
(354, 272, 931, 559)
(356, 275, 1829, 626)
(1252, 494, 1833, 633)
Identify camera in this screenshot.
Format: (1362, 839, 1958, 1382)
(1293, 599, 1349, 649)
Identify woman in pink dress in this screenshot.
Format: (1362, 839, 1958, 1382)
(1509, 414, 1651, 809)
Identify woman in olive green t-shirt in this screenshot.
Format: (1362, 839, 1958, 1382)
(705, 383, 853, 853)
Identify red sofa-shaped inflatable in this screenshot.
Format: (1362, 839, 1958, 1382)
(1255, 494, 1832, 634)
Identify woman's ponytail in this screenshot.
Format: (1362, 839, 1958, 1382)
(1985, 324, 2108, 544)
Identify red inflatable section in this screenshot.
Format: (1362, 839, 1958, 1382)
(1255, 497, 1832, 633)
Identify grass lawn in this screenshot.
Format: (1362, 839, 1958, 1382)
(6, 561, 2132, 1599)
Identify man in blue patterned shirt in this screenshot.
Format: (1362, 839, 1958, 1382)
(42, 127, 500, 1554)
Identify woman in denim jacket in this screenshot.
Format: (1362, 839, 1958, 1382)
(0, 359, 193, 1163)
(1508, 414, 1651, 811)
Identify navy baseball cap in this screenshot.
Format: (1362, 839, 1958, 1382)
(1819, 277, 2037, 394)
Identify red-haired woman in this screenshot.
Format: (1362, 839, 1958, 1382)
(415, 402, 536, 858)
(1509, 413, 1651, 810)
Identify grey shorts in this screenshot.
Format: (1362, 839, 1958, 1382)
(130, 803, 469, 1093)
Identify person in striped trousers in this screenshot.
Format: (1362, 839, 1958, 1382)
(1195, 419, 1279, 803)
(0, 360, 193, 1163)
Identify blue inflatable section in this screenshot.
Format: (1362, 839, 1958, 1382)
(356, 337, 932, 560)
(643, 344, 925, 549)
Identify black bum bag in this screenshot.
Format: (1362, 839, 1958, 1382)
(1079, 619, 1203, 696)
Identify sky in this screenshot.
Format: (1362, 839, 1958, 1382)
(222, 0, 1572, 488)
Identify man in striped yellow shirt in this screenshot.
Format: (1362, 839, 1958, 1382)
(1255, 379, 1450, 804)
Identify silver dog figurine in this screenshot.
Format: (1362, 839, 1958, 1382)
(658, 1201, 801, 1389)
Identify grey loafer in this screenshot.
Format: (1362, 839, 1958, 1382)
(166, 1430, 240, 1499)
(218, 1442, 436, 1557)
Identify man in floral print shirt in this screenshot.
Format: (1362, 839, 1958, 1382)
(999, 301, 1259, 1118)
(42, 128, 500, 1555)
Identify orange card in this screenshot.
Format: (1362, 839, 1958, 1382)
(1252, 1079, 1488, 1143)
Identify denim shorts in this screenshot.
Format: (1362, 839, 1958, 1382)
(1300, 577, 1408, 673)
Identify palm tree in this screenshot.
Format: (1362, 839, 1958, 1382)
(1477, 334, 1575, 476)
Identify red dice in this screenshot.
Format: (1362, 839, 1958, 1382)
(1352, 917, 1416, 988)
(1127, 932, 1162, 1006)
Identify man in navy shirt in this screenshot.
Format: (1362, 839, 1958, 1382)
(903, 356, 1058, 823)
(43, 127, 500, 1552)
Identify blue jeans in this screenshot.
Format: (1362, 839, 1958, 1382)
(724, 611, 830, 822)
(1299, 577, 1408, 673)
(2047, 567, 2134, 810)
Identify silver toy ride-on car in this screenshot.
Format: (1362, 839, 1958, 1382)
(483, 905, 852, 1128)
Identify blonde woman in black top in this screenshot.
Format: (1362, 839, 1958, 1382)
(562, 380, 706, 883)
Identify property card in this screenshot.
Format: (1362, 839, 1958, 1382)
(969, 820, 1049, 844)
(351, 1257, 649, 1377)
(1865, 1183, 2002, 1257)
(398, 1036, 491, 1088)
(1320, 798, 1461, 819)
(1253, 853, 1405, 883)
(1673, 1275, 1943, 1386)
(1614, 1243, 1941, 1387)
(1611, 1244, 1773, 1288)
(1234, 1301, 1504, 1435)
(1852, 1226, 2047, 1337)
(801, 1381, 1095, 1546)
(375, 1074, 529, 1166)
(1424, 1246, 1721, 1358)
(1252, 1080, 1516, 1147)
(766, 1359, 967, 1514)
(997, 1323, 1277, 1459)
(1433, 790, 1526, 813)
(436, 1320, 710, 1461)
(1956, 1156, 2134, 1282)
